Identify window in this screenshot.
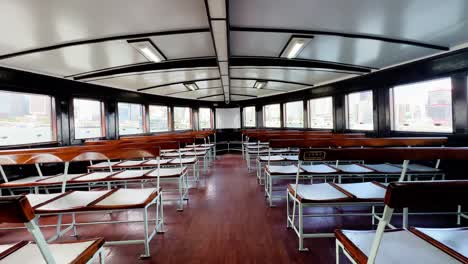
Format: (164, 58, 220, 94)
(149, 105, 169, 132)
(391, 78, 453, 133)
(0, 91, 55, 146)
(346, 90, 374, 130)
(118, 102, 144, 135)
(284, 101, 304, 128)
(199, 108, 213, 129)
(173, 107, 192, 130)
(243, 106, 256, 127)
(73, 99, 104, 139)
(263, 104, 281, 128)
(309, 97, 333, 129)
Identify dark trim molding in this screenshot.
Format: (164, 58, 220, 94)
(138, 77, 220, 91)
(231, 93, 257, 98)
(197, 93, 224, 99)
(231, 86, 284, 92)
(0, 28, 211, 60)
(231, 77, 312, 86)
(230, 56, 373, 73)
(230, 26, 449, 51)
(75, 57, 218, 80)
(165, 86, 222, 95)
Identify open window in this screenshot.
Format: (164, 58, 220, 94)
(243, 106, 256, 127)
(346, 90, 374, 131)
(284, 101, 304, 128)
(263, 104, 281, 128)
(173, 107, 192, 130)
(308, 97, 333, 129)
(149, 105, 169, 132)
(73, 98, 105, 139)
(199, 107, 213, 129)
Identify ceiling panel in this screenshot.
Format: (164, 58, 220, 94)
(149, 32, 215, 60)
(146, 83, 188, 95)
(199, 95, 224, 101)
(231, 94, 256, 101)
(176, 88, 223, 99)
(0, 40, 148, 76)
(87, 67, 220, 91)
(230, 0, 468, 47)
(230, 31, 288, 57)
(230, 67, 357, 85)
(0, 0, 208, 55)
(196, 79, 222, 89)
(230, 78, 306, 91)
(230, 87, 280, 97)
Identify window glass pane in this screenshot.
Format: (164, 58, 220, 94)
(263, 104, 281, 128)
(347, 90, 374, 130)
(73, 99, 104, 139)
(243, 106, 256, 127)
(199, 108, 212, 129)
(149, 105, 169, 132)
(392, 78, 453, 133)
(0, 91, 54, 146)
(284, 101, 304, 128)
(118, 102, 144, 135)
(309, 97, 333, 129)
(174, 107, 192, 130)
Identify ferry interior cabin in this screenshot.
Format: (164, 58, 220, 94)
(0, 1, 468, 263)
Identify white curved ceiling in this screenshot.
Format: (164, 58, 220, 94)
(0, 0, 466, 102)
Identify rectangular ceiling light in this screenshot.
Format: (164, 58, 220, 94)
(280, 36, 313, 59)
(211, 20, 228, 61)
(184, 82, 199, 91)
(207, 0, 226, 19)
(254, 81, 267, 89)
(128, 39, 165, 63)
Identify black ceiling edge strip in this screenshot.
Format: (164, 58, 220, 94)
(197, 93, 225, 99)
(229, 65, 364, 75)
(74, 57, 218, 80)
(231, 56, 373, 73)
(0, 28, 211, 60)
(278, 34, 315, 58)
(230, 26, 449, 51)
(231, 93, 257, 98)
(138, 77, 220, 92)
(165, 86, 222, 95)
(231, 77, 313, 86)
(226, 0, 232, 103)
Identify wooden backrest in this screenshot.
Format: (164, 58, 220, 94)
(384, 180, 468, 209)
(0, 196, 35, 223)
(298, 147, 468, 162)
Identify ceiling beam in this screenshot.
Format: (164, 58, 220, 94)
(197, 93, 224, 99)
(138, 77, 220, 92)
(230, 26, 449, 51)
(0, 28, 211, 60)
(231, 56, 372, 73)
(231, 93, 257, 98)
(230, 86, 284, 92)
(74, 57, 218, 80)
(230, 77, 312, 86)
(164, 86, 222, 96)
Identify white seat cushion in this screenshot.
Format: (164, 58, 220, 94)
(258, 156, 284, 162)
(36, 174, 85, 184)
(300, 164, 337, 174)
(281, 155, 299, 161)
(170, 158, 197, 164)
(94, 188, 157, 207)
(338, 229, 460, 264)
(72, 172, 115, 182)
(0, 240, 98, 264)
(142, 159, 173, 165)
(0, 176, 53, 186)
(26, 193, 63, 208)
(364, 164, 402, 173)
(88, 161, 120, 169)
(266, 165, 302, 175)
(333, 164, 374, 173)
(111, 169, 153, 179)
(36, 190, 110, 212)
(146, 167, 187, 177)
(288, 183, 350, 202)
(414, 227, 468, 259)
(162, 152, 183, 157)
(335, 182, 386, 200)
(113, 160, 146, 167)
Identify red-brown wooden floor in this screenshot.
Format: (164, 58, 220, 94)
(0, 154, 463, 263)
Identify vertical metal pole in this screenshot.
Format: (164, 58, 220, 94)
(61, 162, 70, 193)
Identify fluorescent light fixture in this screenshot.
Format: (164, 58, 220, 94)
(280, 36, 313, 59)
(184, 82, 199, 91)
(254, 81, 267, 89)
(128, 39, 165, 63)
